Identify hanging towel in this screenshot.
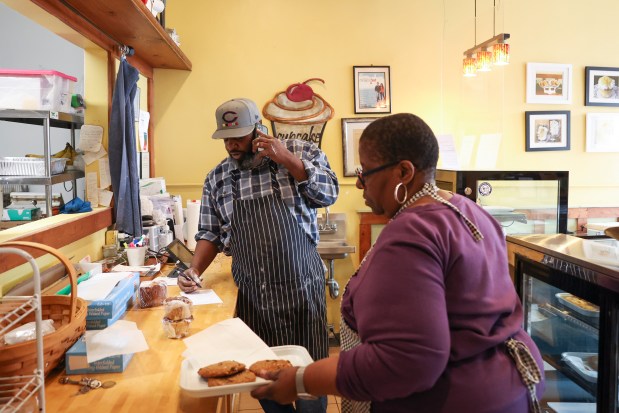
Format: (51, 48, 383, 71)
(109, 59, 142, 237)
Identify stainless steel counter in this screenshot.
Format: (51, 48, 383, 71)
(507, 234, 619, 294)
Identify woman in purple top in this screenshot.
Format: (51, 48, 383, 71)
(252, 113, 545, 413)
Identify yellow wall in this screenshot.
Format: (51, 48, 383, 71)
(6, 0, 619, 323)
(151, 0, 619, 324)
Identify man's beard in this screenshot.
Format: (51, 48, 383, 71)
(236, 150, 260, 170)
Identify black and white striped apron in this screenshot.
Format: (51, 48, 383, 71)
(229, 163, 329, 361)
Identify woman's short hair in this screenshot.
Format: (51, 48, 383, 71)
(360, 113, 439, 174)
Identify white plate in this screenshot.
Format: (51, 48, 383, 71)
(561, 352, 597, 383)
(547, 402, 595, 413)
(180, 345, 313, 397)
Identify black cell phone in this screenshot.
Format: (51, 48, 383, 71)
(254, 123, 268, 152)
(254, 123, 268, 138)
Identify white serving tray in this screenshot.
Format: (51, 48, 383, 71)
(547, 402, 595, 413)
(180, 345, 313, 398)
(561, 352, 597, 383)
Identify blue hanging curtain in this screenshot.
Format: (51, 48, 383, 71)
(109, 58, 142, 237)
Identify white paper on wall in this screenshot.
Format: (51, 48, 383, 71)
(78, 125, 103, 152)
(437, 134, 459, 169)
(86, 171, 99, 206)
(475, 134, 502, 169)
(99, 158, 111, 188)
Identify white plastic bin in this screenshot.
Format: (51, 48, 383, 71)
(0, 70, 77, 112)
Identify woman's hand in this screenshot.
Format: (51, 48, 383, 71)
(177, 267, 203, 293)
(250, 366, 299, 404)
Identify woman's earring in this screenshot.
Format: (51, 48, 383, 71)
(394, 182, 407, 205)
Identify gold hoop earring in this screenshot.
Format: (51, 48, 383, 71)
(394, 182, 407, 205)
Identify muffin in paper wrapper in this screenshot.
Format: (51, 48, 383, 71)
(162, 317, 193, 339)
(163, 296, 194, 321)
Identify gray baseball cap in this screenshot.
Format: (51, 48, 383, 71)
(212, 98, 262, 139)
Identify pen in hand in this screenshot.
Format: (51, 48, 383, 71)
(181, 268, 202, 289)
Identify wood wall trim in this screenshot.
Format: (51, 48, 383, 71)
(148, 76, 155, 177)
(0, 208, 113, 273)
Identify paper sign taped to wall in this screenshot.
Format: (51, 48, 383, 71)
(98, 189, 113, 207)
(86, 172, 99, 206)
(99, 158, 111, 188)
(78, 125, 103, 152)
(437, 134, 459, 169)
(475, 134, 502, 169)
(83, 146, 107, 165)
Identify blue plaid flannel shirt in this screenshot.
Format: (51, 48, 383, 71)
(195, 139, 339, 254)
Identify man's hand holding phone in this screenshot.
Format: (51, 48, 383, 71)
(253, 124, 285, 162)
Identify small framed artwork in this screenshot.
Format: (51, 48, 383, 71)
(341, 117, 380, 176)
(526, 63, 572, 104)
(586, 113, 619, 152)
(585, 66, 619, 106)
(133, 86, 141, 121)
(353, 66, 391, 114)
(525, 110, 570, 152)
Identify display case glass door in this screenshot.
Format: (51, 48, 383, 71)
(435, 170, 569, 235)
(515, 255, 618, 413)
(476, 180, 561, 235)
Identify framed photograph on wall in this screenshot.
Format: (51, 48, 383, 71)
(585, 66, 619, 106)
(526, 63, 572, 104)
(341, 117, 380, 176)
(353, 66, 391, 114)
(525, 110, 570, 151)
(586, 112, 619, 152)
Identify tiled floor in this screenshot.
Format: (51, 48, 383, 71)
(235, 346, 341, 412)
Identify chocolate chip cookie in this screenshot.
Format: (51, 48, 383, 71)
(249, 359, 293, 377)
(198, 360, 246, 378)
(206, 369, 257, 387)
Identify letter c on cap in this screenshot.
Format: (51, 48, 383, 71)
(222, 111, 238, 124)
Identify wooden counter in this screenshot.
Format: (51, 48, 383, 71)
(43, 266, 238, 413)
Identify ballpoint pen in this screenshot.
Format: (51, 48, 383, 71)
(181, 268, 202, 288)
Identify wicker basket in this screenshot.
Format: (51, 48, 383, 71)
(0, 241, 87, 377)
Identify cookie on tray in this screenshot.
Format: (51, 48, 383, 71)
(198, 360, 246, 378)
(249, 359, 293, 377)
(207, 369, 257, 387)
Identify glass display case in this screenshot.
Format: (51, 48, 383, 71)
(436, 170, 569, 235)
(507, 234, 619, 413)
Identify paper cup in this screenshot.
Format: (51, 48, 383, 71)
(126, 246, 147, 266)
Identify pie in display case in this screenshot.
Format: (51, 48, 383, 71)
(507, 234, 619, 413)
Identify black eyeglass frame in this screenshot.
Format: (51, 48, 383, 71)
(355, 160, 401, 187)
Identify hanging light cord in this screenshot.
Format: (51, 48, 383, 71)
(493, 0, 496, 36)
(474, 0, 477, 47)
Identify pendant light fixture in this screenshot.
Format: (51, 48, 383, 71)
(462, 0, 510, 76)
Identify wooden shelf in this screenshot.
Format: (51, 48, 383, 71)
(32, 0, 191, 72)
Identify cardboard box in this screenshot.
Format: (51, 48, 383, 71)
(86, 272, 139, 319)
(65, 336, 134, 375)
(0, 69, 76, 112)
(2, 207, 41, 221)
(86, 303, 127, 330)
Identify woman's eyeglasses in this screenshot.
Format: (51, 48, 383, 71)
(355, 160, 400, 187)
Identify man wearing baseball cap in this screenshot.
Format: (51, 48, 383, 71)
(179, 98, 338, 413)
